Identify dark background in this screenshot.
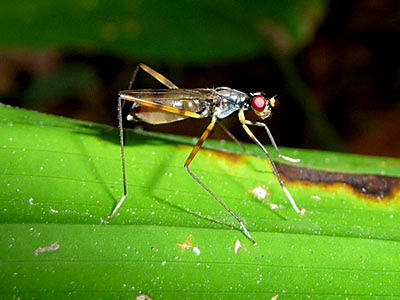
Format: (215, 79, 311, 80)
(1, 0, 399, 157)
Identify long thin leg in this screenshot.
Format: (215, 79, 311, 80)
(123, 63, 179, 111)
(216, 120, 298, 163)
(244, 120, 300, 163)
(109, 96, 127, 217)
(185, 116, 257, 245)
(238, 110, 302, 215)
(110, 64, 179, 217)
(215, 120, 249, 154)
(127, 63, 178, 90)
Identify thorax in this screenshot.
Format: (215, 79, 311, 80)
(213, 87, 249, 119)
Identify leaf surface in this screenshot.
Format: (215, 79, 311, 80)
(1, 104, 400, 299)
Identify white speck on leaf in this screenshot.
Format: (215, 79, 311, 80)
(269, 203, 280, 210)
(135, 293, 153, 300)
(249, 185, 269, 200)
(234, 239, 241, 254)
(193, 247, 201, 256)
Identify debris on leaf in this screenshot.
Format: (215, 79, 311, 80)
(269, 203, 280, 210)
(193, 246, 201, 256)
(176, 234, 200, 255)
(234, 239, 241, 254)
(35, 242, 60, 256)
(248, 185, 269, 200)
(135, 294, 153, 300)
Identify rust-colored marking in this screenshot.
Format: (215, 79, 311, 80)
(176, 234, 195, 254)
(206, 148, 243, 164)
(276, 162, 400, 201)
(177, 144, 244, 165)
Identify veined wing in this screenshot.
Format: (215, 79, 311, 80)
(119, 89, 216, 124)
(119, 88, 216, 102)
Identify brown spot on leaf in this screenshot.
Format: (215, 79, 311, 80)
(206, 149, 243, 164)
(276, 162, 400, 202)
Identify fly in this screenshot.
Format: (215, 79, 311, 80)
(109, 63, 303, 245)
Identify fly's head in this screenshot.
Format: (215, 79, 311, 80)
(250, 92, 276, 119)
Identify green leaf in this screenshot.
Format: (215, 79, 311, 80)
(0, 0, 327, 62)
(1, 104, 400, 299)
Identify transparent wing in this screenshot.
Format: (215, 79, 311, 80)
(119, 89, 216, 124)
(119, 88, 217, 103)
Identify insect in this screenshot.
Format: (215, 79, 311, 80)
(110, 63, 302, 245)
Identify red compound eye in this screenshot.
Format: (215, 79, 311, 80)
(251, 95, 267, 112)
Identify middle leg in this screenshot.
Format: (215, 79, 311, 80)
(184, 116, 256, 245)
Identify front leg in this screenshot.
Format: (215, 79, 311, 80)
(243, 120, 300, 163)
(238, 110, 303, 215)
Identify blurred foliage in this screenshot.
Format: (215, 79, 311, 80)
(0, 0, 327, 62)
(20, 64, 97, 107)
(1, 1, 399, 157)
